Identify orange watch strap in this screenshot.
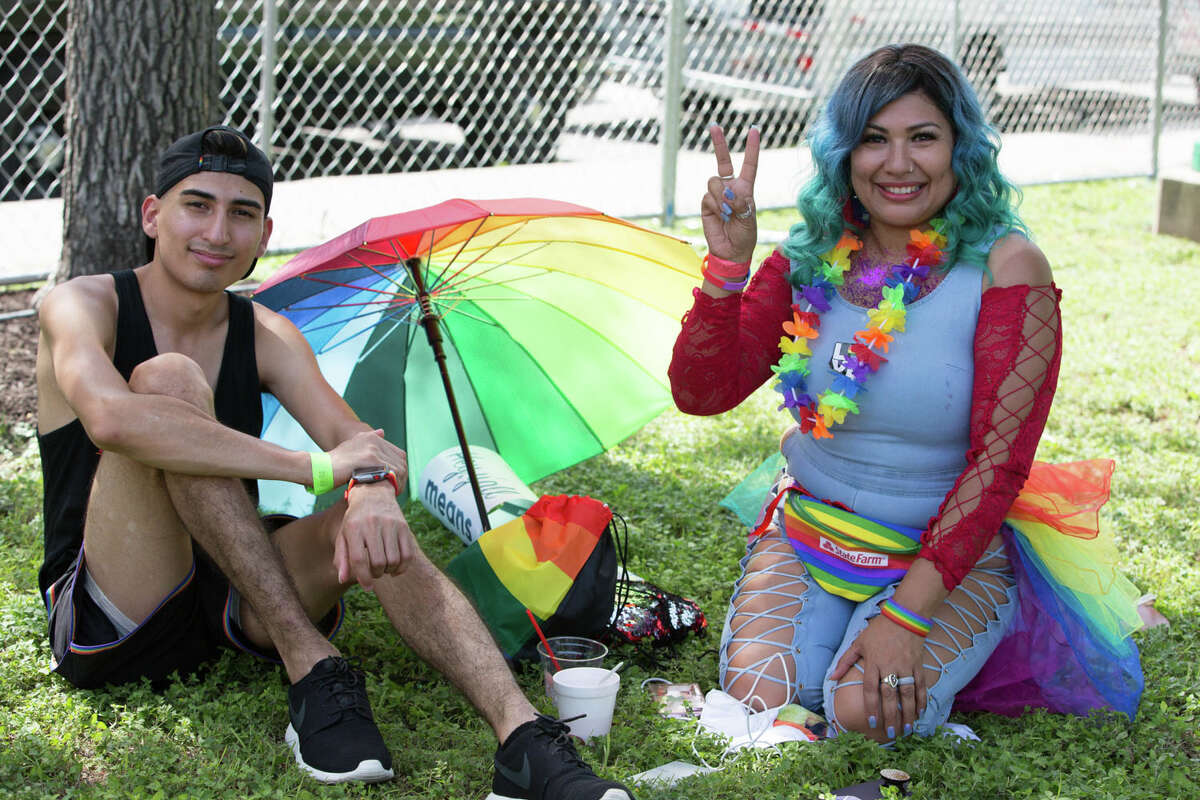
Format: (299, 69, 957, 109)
(343, 470, 400, 501)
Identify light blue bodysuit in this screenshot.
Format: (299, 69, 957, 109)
(781, 255, 986, 529)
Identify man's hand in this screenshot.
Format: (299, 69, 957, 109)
(334, 482, 415, 590)
(327, 428, 408, 488)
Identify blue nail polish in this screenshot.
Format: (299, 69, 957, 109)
(721, 202, 732, 215)
(720, 213, 730, 222)
(904, 723, 912, 736)
(887, 726, 896, 739)
(724, 187, 735, 201)
(868, 715, 877, 729)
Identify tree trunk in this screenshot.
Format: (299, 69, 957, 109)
(54, 0, 219, 282)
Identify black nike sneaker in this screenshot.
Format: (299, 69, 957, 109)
(284, 656, 394, 784)
(488, 714, 634, 800)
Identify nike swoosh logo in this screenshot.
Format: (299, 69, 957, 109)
(292, 698, 307, 731)
(495, 753, 531, 789)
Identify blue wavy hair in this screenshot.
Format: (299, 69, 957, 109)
(781, 43, 1026, 285)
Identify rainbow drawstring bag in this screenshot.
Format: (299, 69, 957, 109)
(446, 494, 618, 659)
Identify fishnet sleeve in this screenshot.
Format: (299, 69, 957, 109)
(919, 284, 1063, 590)
(668, 250, 793, 415)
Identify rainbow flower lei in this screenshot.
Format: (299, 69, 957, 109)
(772, 220, 948, 439)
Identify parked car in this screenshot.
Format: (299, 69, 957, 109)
(800, 0, 1200, 105)
(1171, 0, 1200, 99)
(601, 0, 1199, 149)
(601, 0, 822, 146)
(1, 0, 606, 200)
(217, 0, 607, 172)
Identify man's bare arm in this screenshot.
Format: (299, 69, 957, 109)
(40, 278, 313, 485)
(254, 303, 409, 483)
(255, 302, 416, 587)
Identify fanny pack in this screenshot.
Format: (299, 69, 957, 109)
(752, 483, 922, 602)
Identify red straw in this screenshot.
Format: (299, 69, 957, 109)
(526, 608, 560, 670)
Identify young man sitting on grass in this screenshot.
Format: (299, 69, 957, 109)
(34, 124, 633, 800)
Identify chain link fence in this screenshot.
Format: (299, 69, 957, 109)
(216, 0, 606, 180)
(3, 0, 1198, 204)
(2, 0, 66, 202)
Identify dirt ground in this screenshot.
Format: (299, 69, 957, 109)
(1, 282, 261, 431)
(0, 289, 38, 428)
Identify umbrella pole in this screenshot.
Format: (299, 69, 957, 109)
(405, 259, 491, 532)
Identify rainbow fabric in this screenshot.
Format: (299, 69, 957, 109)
(958, 460, 1144, 719)
(446, 494, 613, 656)
(770, 490, 922, 602)
(729, 458, 1143, 718)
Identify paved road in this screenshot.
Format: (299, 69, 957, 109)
(2, 84, 1197, 281)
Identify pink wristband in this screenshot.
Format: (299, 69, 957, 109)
(702, 253, 751, 291)
(703, 252, 752, 280)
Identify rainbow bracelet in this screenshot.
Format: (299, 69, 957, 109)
(879, 598, 933, 637)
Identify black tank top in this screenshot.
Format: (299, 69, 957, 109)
(37, 270, 263, 596)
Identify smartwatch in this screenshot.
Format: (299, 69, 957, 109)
(344, 465, 400, 500)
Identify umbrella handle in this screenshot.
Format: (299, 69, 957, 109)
(405, 258, 491, 533)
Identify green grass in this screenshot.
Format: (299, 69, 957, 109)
(2, 178, 1198, 798)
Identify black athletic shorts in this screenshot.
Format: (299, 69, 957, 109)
(45, 515, 344, 689)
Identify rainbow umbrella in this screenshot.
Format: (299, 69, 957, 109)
(253, 198, 701, 522)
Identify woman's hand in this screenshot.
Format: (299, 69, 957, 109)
(701, 125, 760, 265)
(829, 613, 927, 741)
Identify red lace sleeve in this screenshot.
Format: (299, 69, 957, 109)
(918, 284, 1063, 590)
(668, 249, 793, 415)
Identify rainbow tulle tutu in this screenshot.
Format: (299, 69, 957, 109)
(955, 460, 1143, 719)
(723, 458, 1144, 719)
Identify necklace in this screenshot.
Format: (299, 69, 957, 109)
(772, 221, 948, 439)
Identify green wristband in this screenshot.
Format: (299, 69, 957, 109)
(306, 451, 334, 495)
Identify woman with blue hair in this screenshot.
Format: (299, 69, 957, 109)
(669, 43, 1142, 742)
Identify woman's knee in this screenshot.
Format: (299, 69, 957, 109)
(828, 681, 896, 743)
(829, 681, 869, 737)
(720, 627, 832, 711)
(827, 673, 955, 742)
(720, 643, 804, 709)
(128, 353, 214, 411)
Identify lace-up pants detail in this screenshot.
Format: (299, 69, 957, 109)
(718, 526, 1016, 736)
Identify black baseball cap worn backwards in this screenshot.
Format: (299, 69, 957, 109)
(145, 125, 274, 273)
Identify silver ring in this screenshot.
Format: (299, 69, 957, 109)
(736, 200, 755, 219)
(718, 173, 735, 181)
(881, 674, 915, 689)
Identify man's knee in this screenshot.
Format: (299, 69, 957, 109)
(128, 353, 214, 411)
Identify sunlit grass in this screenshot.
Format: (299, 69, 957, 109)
(1, 178, 1197, 798)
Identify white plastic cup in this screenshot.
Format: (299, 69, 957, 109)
(537, 636, 607, 700)
(551, 667, 621, 742)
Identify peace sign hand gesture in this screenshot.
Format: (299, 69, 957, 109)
(701, 124, 760, 265)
